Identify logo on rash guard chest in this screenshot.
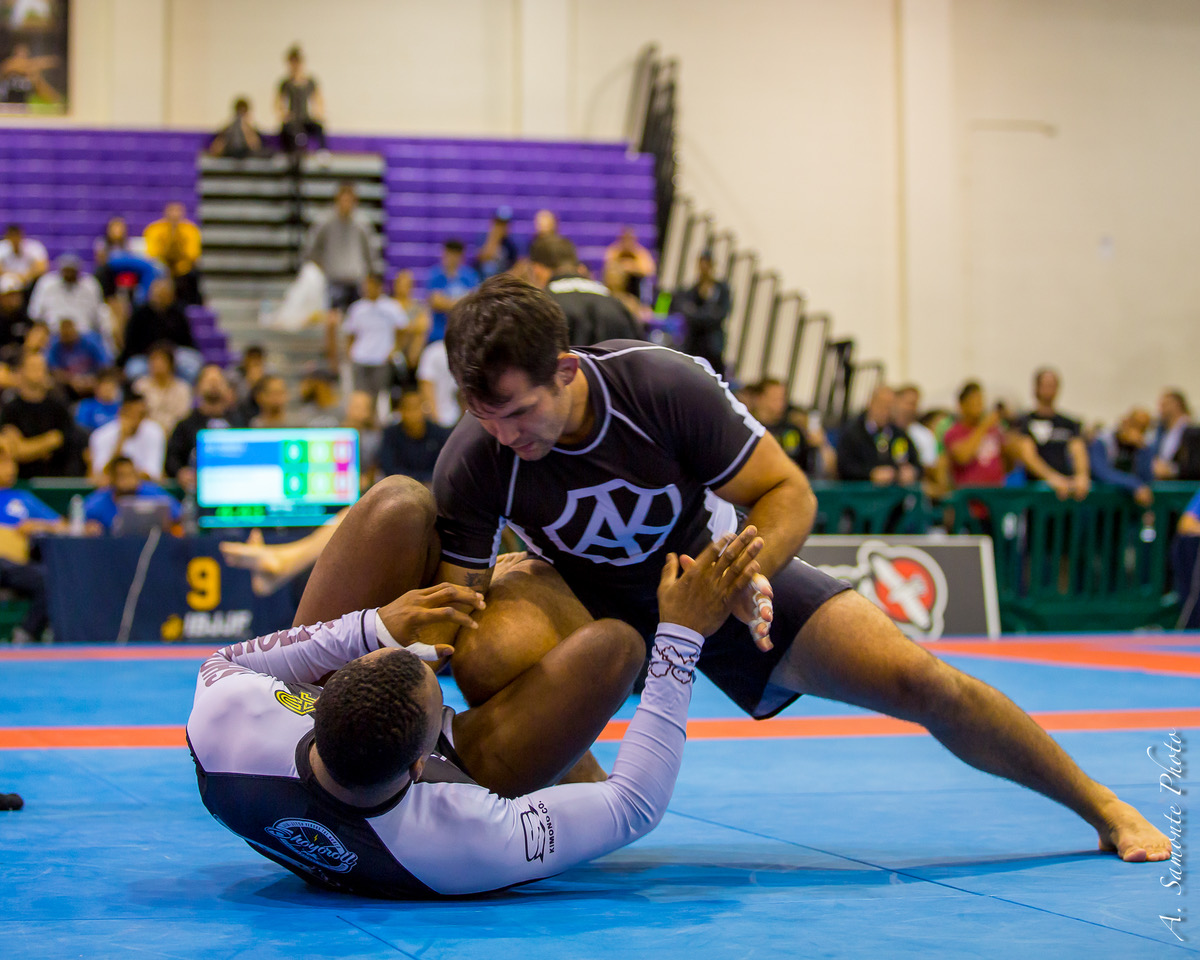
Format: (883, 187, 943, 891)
(264, 818, 359, 873)
(544, 479, 681, 566)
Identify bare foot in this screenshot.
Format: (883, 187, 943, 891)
(1097, 798, 1172, 862)
(219, 529, 291, 596)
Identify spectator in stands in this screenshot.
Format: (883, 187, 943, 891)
(417, 333, 461, 430)
(233, 345, 267, 423)
(1012, 367, 1089, 500)
(748, 378, 835, 479)
(1089, 407, 1154, 507)
(474, 206, 519, 279)
(28, 254, 106, 337)
(341, 272, 408, 402)
(837, 384, 921, 486)
(1172, 487, 1200, 629)
(1149, 389, 1191, 480)
(530, 234, 641, 345)
(75, 368, 123, 435)
(93, 216, 130, 275)
(133, 342, 193, 436)
(391, 269, 429, 385)
(88, 388, 165, 482)
(83, 455, 180, 534)
(0, 436, 59, 645)
(533, 208, 558, 242)
(603, 226, 656, 302)
(209, 96, 266, 159)
(144, 202, 204, 307)
(296, 364, 341, 428)
(166, 364, 243, 485)
(1, 351, 80, 479)
(378, 386, 451, 486)
(117, 277, 196, 374)
(427, 239, 480, 345)
(249, 375, 291, 429)
(343, 389, 381, 487)
(276, 45, 328, 155)
(306, 183, 374, 323)
(0, 273, 31, 361)
(18, 321, 49, 362)
(674, 250, 731, 375)
(46, 318, 106, 400)
(0, 224, 48, 295)
(892, 385, 939, 471)
(944, 381, 1008, 488)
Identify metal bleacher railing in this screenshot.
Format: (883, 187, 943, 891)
(624, 43, 885, 424)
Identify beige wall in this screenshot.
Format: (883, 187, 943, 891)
(7, 0, 1198, 419)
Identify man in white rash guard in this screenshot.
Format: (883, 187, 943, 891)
(187, 528, 763, 898)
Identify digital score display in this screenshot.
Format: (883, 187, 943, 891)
(196, 428, 361, 528)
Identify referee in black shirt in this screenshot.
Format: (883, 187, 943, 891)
(529, 235, 642, 346)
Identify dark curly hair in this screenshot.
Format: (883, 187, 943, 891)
(445, 274, 569, 407)
(313, 649, 432, 789)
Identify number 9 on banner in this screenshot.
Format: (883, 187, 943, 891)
(187, 557, 221, 611)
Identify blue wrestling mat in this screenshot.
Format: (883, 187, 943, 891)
(1, 634, 1196, 958)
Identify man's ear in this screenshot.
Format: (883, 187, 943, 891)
(408, 756, 427, 784)
(555, 353, 579, 387)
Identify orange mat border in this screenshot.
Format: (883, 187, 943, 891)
(2, 707, 1197, 749)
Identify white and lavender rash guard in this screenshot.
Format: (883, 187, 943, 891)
(186, 609, 704, 898)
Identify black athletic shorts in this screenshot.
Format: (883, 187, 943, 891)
(565, 557, 851, 719)
(328, 281, 360, 311)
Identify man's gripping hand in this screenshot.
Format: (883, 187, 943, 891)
(378, 584, 486, 664)
(658, 526, 764, 638)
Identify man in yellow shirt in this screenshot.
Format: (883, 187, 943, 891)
(143, 202, 203, 306)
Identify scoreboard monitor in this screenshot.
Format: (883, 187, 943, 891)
(196, 428, 360, 528)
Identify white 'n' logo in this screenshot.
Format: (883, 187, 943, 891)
(544, 479, 682, 566)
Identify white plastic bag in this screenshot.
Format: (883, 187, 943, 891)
(263, 261, 328, 330)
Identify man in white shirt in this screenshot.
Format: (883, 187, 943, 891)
(188, 526, 764, 897)
(88, 389, 166, 482)
(417, 341, 460, 429)
(0, 224, 48, 292)
(341, 273, 407, 401)
(28, 254, 106, 337)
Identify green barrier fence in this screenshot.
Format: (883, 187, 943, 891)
(943, 483, 1199, 632)
(17, 478, 185, 516)
(809, 482, 935, 535)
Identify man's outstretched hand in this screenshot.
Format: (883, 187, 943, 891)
(658, 526, 764, 637)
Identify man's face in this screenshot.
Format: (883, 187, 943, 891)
(112, 462, 141, 497)
(197, 368, 230, 408)
(534, 210, 557, 236)
(698, 256, 714, 281)
(61, 265, 78, 285)
(1035, 371, 1059, 407)
(20, 353, 47, 391)
(466, 367, 574, 461)
(393, 271, 413, 300)
(120, 400, 146, 432)
(58, 319, 79, 344)
(960, 388, 984, 422)
(757, 383, 787, 424)
(0, 290, 20, 313)
(165, 203, 184, 224)
(1160, 392, 1184, 424)
(95, 377, 120, 404)
(259, 378, 289, 414)
(0, 445, 16, 489)
(892, 389, 919, 427)
(336, 191, 356, 217)
(344, 390, 372, 426)
(399, 392, 426, 433)
(6, 228, 22, 250)
(148, 350, 171, 379)
(867, 387, 894, 425)
(363, 276, 382, 300)
(442, 248, 463, 273)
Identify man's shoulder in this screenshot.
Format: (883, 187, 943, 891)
(548, 275, 611, 298)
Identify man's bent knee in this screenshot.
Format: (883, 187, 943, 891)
(356, 475, 436, 535)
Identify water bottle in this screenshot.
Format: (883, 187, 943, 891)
(181, 494, 199, 536)
(68, 495, 85, 536)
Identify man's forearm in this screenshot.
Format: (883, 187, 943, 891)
(740, 478, 816, 579)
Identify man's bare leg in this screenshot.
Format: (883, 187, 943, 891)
(769, 590, 1170, 862)
(453, 617, 644, 797)
(453, 557, 610, 786)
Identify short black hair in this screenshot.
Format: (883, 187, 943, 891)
(313, 650, 431, 789)
(529, 234, 576, 272)
(96, 366, 123, 385)
(443, 238, 465, 254)
(243, 345, 266, 362)
(106, 455, 135, 476)
(147, 341, 176, 369)
(124, 386, 147, 406)
(958, 380, 982, 405)
(285, 44, 302, 62)
(5, 223, 21, 235)
(445, 275, 569, 406)
(233, 97, 250, 113)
